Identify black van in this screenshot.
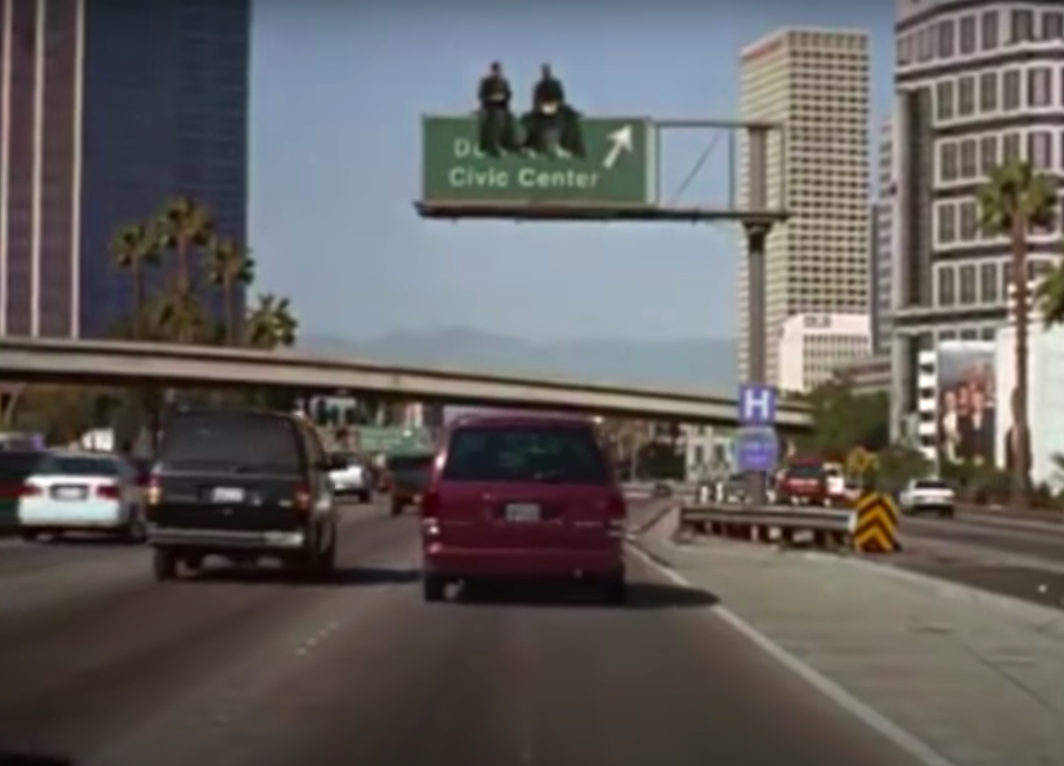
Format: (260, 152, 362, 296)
(145, 406, 343, 581)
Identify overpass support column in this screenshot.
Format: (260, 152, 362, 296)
(743, 124, 775, 506)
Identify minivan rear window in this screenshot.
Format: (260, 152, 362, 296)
(159, 412, 302, 471)
(442, 425, 609, 484)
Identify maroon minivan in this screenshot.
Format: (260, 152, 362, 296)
(419, 413, 628, 604)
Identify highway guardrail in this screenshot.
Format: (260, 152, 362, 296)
(677, 492, 900, 554)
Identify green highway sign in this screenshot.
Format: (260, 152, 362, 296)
(421, 115, 652, 206)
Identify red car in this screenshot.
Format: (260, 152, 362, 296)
(419, 412, 628, 604)
(775, 461, 830, 506)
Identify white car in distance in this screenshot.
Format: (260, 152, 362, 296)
(899, 478, 956, 518)
(328, 453, 372, 503)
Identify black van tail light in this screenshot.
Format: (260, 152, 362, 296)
(294, 484, 312, 512)
(146, 478, 162, 506)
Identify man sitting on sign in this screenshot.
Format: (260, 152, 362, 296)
(522, 64, 585, 158)
(477, 61, 518, 156)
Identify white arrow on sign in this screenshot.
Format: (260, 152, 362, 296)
(602, 125, 633, 169)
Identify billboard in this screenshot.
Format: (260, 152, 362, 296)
(936, 341, 996, 468)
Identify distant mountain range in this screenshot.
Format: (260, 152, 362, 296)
(299, 328, 738, 393)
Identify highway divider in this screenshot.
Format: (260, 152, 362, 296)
(676, 491, 901, 555)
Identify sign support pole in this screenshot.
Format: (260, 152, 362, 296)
(744, 125, 772, 507)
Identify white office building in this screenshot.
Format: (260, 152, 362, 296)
(680, 426, 734, 482)
(777, 313, 873, 394)
(737, 27, 871, 386)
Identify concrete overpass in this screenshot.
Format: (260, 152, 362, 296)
(0, 337, 812, 430)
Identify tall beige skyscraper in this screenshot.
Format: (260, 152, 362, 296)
(737, 28, 871, 385)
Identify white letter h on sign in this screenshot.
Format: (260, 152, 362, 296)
(741, 386, 775, 423)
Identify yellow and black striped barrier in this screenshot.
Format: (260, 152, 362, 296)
(853, 492, 900, 553)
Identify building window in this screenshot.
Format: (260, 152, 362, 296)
(979, 135, 998, 175)
(937, 19, 955, 58)
(979, 71, 997, 112)
(1029, 131, 1053, 170)
(936, 80, 954, 120)
(959, 265, 977, 304)
(981, 327, 996, 341)
(1028, 67, 1052, 106)
(897, 36, 912, 65)
(939, 329, 958, 342)
(938, 267, 956, 306)
(960, 15, 977, 53)
(960, 139, 977, 178)
(919, 27, 934, 61)
(938, 203, 957, 243)
(957, 76, 975, 116)
(1045, 12, 1064, 40)
(1002, 132, 1021, 162)
(941, 142, 959, 181)
(1011, 9, 1035, 43)
(980, 261, 998, 303)
(960, 201, 978, 241)
(1003, 70, 1021, 110)
(960, 328, 979, 341)
(981, 10, 999, 50)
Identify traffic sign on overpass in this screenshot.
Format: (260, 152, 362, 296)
(421, 115, 652, 207)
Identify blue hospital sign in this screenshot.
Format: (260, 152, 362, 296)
(738, 384, 777, 426)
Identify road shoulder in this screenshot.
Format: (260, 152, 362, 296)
(633, 510, 1064, 766)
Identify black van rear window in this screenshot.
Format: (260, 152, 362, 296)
(443, 425, 609, 484)
(159, 412, 302, 471)
(0, 451, 45, 482)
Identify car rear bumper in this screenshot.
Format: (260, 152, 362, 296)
(148, 525, 308, 551)
(423, 544, 623, 578)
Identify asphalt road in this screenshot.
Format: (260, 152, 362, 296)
(0, 501, 927, 766)
(895, 513, 1064, 609)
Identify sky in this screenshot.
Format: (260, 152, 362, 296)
(249, 0, 896, 345)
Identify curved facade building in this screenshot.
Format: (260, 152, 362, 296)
(890, 0, 1064, 436)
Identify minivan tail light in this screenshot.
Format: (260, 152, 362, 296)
(294, 484, 312, 512)
(146, 479, 162, 506)
(420, 488, 441, 536)
(96, 484, 120, 500)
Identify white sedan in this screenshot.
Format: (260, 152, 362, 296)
(898, 478, 956, 518)
(328, 453, 372, 503)
(17, 451, 146, 541)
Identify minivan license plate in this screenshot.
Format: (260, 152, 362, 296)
(505, 503, 540, 522)
(212, 486, 245, 503)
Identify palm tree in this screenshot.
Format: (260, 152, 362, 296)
(1036, 259, 1064, 327)
(244, 293, 298, 350)
(977, 159, 1057, 508)
(154, 282, 210, 346)
(206, 237, 255, 345)
(155, 196, 213, 342)
(109, 223, 159, 339)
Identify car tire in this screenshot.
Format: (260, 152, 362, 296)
(602, 575, 628, 606)
(358, 491, 371, 504)
(20, 529, 40, 543)
(390, 501, 403, 517)
(423, 574, 446, 602)
(153, 548, 178, 581)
